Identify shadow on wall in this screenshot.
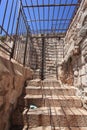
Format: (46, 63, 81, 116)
(60, 57, 74, 85)
(10, 83, 26, 130)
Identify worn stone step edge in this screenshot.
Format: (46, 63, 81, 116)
(23, 126, 87, 130)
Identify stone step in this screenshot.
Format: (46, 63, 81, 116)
(43, 79, 62, 85)
(23, 107, 87, 127)
(23, 126, 87, 130)
(23, 125, 28, 130)
(26, 86, 76, 96)
(24, 95, 82, 108)
(26, 79, 41, 86)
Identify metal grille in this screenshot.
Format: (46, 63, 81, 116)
(0, 0, 82, 67)
(22, 0, 82, 36)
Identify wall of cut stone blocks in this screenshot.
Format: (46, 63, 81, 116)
(30, 36, 64, 79)
(62, 0, 87, 108)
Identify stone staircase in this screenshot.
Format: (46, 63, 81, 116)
(23, 79, 87, 130)
(43, 38, 63, 79)
(44, 41, 57, 79)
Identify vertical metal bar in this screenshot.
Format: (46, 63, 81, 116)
(41, 35, 45, 80)
(47, 0, 50, 33)
(56, 0, 67, 33)
(66, 0, 79, 31)
(23, 31, 29, 66)
(10, 0, 21, 59)
(37, 0, 41, 34)
(7, 0, 14, 34)
(25, 0, 35, 33)
(51, 0, 56, 32)
(31, 0, 38, 33)
(43, 0, 44, 34)
(62, 0, 73, 31)
(0, 0, 9, 33)
(0, 0, 1, 4)
(20, 1, 30, 32)
(29, 37, 32, 67)
(19, 15, 22, 35)
(11, 0, 18, 35)
(54, 0, 61, 31)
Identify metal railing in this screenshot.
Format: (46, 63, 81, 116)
(11, 0, 30, 65)
(0, 0, 18, 59)
(0, 0, 81, 78)
(0, 0, 32, 66)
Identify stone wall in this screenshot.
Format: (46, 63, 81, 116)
(30, 35, 64, 79)
(0, 56, 33, 130)
(62, 0, 87, 108)
(30, 37, 42, 79)
(0, 36, 13, 59)
(44, 38, 64, 79)
(10, 86, 26, 130)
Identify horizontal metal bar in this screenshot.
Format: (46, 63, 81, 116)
(0, 40, 12, 50)
(31, 29, 67, 33)
(0, 44, 11, 53)
(27, 18, 71, 22)
(0, 48, 10, 56)
(31, 33, 66, 38)
(23, 3, 79, 8)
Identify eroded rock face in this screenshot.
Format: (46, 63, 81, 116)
(0, 56, 33, 130)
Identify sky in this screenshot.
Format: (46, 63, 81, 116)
(0, 0, 79, 36)
(0, 0, 18, 35)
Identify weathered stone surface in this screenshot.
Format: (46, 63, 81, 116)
(61, 0, 87, 108)
(0, 56, 33, 130)
(0, 96, 4, 108)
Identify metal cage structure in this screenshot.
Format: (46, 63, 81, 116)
(0, 0, 82, 78)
